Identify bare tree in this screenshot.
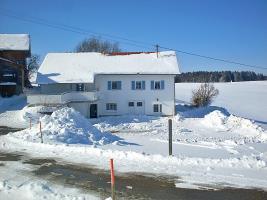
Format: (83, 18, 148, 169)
(75, 37, 121, 53)
(24, 54, 40, 87)
(191, 83, 219, 107)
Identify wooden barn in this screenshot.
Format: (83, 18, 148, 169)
(0, 34, 30, 97)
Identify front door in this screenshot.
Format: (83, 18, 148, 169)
(90, 104, 97, 118)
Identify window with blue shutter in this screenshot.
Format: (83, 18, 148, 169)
(118, 81, 122, 90)
(151, 80, 165, 90)
(131, 81, 135, 90)
(160, 80, 164, 90)
(108, 81, 121, 90)
(151, 81, 154, 90)
(108, 81, 111, 90)
(142, 81, 145, 90)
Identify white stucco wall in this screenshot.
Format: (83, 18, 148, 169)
(40, 83, 95, 94)
(95, 74, 175, 116)
(35, 75, 176, 117)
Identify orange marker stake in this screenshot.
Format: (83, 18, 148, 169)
(110, 158, 115, 200)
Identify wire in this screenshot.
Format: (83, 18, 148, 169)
(0, 8, 152, 50)
(1, 8, 266, 70)
(159, 46, 267, 70)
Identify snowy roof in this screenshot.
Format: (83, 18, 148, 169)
(0, 34, 30, 51)
(37, 51, 180, 84)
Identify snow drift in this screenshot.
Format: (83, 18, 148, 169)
(10, 107, 122, 145)
(202, 110, 267, 141)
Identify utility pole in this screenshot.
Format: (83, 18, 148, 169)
(155, 44, 159, 58)
(168, 119, 172, 156)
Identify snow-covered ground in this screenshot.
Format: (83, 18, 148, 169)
(0, 95, 27, 128)
(175, 81, 267, 127)
(0, 81, 267, 196)
(0, 153, 101, 200)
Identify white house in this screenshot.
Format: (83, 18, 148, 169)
(27, 51, 180, 118)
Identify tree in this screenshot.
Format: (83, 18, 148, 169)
(26, 54, 40, 85)
(191, 83, 219, 107)
(75, 37, 121, 53)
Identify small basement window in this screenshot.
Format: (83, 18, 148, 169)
(137, 102, 143, 107)
(106, 103, 117, 111)
(128, 102, 134, 107)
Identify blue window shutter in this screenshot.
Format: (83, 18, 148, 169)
(108, 81, 111, 90)
(161, 80, 164, 90)
(142, 81, 145, 90)
(151, 81, 154, 90)
(118, 81, 122, 90)
(131, 81, 135, 90)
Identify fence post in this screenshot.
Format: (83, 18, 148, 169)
(110, 158, 115, 200)
(39, 121, 43, 143)
(168, 119, 172, 156)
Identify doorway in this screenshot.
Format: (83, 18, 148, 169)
(90, 104, 97, 118)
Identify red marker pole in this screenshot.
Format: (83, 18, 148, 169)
(30, 118, 31, 130)
(110, 158, 115, 200)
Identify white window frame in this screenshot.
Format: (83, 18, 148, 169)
(106, 103, 117, 111)
(135, 81, 142, 90)
(154, 81, 161, 90)
(153, 104, 162, 113)
(128, 102, 134, 107)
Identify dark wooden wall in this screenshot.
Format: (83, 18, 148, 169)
(0, 50, 30, 96)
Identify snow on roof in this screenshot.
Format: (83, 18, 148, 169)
(37, 51, 180, 84)
(0, 34, 30, 51)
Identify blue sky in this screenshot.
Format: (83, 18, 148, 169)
(0, 0, 267, 74)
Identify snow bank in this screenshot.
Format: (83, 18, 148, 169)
(202, 110, 267, 141)
(10, 107, 122, 145)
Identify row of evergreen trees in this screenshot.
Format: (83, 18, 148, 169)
(175, 71, 267, 83)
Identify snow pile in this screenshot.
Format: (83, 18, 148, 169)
(10, 107, 122, 145)
(20, 105, 61, 123)
(202, 110, 267, 141)
(202, 110, 227, 130)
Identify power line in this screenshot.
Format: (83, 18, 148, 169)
(159, 46, 267, 70)
(0, 8, 152, 50)
(0, 8, 266, 70)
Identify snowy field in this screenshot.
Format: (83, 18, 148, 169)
(175, 81, 267, 127)
(0, 81, 267, 198)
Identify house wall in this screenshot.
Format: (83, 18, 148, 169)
(95, 74, 175, 116)
(67, 102, 90, 118)
(40, 83, 95, 94)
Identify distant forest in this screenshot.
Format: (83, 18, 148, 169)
(175, 71, 267, 83)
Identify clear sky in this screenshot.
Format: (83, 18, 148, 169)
(0, 0, 267, 74)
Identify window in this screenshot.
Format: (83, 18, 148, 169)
(76, 83, 85, 91)
(151, 80, 165, 90)
(155, 81, 161, 89)
(128, 102, 134, 107)
(108, 81, 121, 90)
(131, 81, 145, 90)
(137, 102, 143, 107)
(106, 103, 117, 111)
(136, 81, 142, 89)
(153, 104, 162, 112)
